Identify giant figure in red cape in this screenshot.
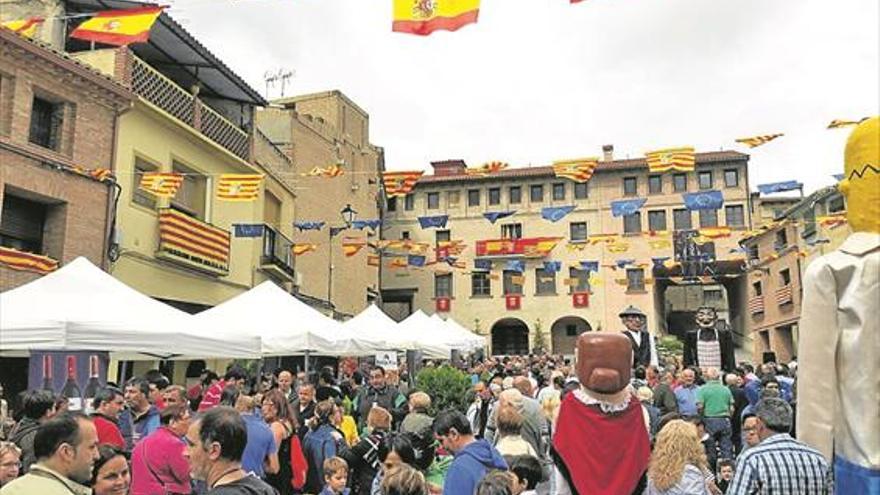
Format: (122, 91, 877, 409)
(551, 332, 651, 495)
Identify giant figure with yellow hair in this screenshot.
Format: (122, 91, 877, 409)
(798, 116, 879, 493)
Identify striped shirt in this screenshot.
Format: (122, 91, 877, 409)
(728, 433, 832, 495)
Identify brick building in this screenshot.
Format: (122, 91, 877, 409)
(0, 29, 131, 291)
(381, 146, 754, 356)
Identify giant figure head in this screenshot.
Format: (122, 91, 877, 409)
(695, 306, 718, 330)
(576, 333, 632, 395)
(839, 116, 879, 233)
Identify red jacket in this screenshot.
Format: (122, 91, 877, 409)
(130, 426, 191, 495)
(92, 414, 125, 449)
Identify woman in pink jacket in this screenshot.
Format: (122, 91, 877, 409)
(130, 404, 192, 495)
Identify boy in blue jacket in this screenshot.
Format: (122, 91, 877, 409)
(433, 410, 507, 495)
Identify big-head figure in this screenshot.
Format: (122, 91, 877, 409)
(798, 116, 879, 494)
(552, 333, 650, 495)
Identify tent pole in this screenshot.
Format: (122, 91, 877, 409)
(304, 351, 310, 376)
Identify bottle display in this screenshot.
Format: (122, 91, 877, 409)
(61, 355, 83, 411)
(83, 355, 101, 413)
(41, 355, 53, 391)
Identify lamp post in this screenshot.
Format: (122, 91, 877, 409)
(328, 204, 358, 310)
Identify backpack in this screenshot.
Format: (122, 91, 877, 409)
(288, 434, 307, 491)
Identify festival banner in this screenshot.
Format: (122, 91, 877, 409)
(342, 239, 366, 257)
(383, 171, 424, 197)
(466, 161, 508, 176)
(292, 243, 318, 256)
(735, 133, 784, 148)
(352, 219, 382, 230)
(302, 164, 343, 178)
(645, 147, 696, 172)
(71, 166, 114, 183)
(474, 259, 492, 271)
(606, 243, 630, 253)
(648, 239, 673, 250)
(476, 237, 561, 258)
(588, 234, 619, 245)
(418, 215, 449, 229)
(392, 0, 480, 36)
(29, 351, 110, 413)
(435, 297, 451, 313)
(697, 226, 732, 239)
(233, 224, 264, 238)
(294, 221, 326, 231)
(682, 190, 723, 210)
(572, 292, 589, 308)
(483, 211, 516, 224)
(505, 294, 521, 311)
(579, 261, 599, 273)
(367, 254, 380, 267)
(408, 254, 427, 267)
(615, 259, 635, 269)
(553, 157, 598, 183)
(505, 259, 525, 273)
(610, 198, 647, 217)
(157, 208, 230, 274)
(542, 261, 562, 273)
(70, 6, 164, 46)
(827, 118, 868, 129)
(541, 205, 576, 223)
(0, 246, 59, 274)
(217, 174, 262, 202)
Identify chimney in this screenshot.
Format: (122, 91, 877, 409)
(602, 144, 614, 162)
(431, 160, 468, 176)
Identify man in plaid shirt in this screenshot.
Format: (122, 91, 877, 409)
(728, 398, 832, 494)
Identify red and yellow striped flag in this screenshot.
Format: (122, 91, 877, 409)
(553, 157, 598, 183)
(827, 118, 868, 129)
(302, 164, 344, 178)
(292, 243, 318, 256)
(217, 174, 262, 202)
(140, 172, 184, 198)
(698, 226, 732, 239)
(70, 6, 164, 46)
(2, 17, 44, 38)
(342, 238, 366, 257)
(735, 133, 784, 148)
(392, 0, 480, 36)
(466, 161, 508, 176)
(0, 246, 58, 274)
(645, 147, 696, 172)
(588, 233, 619, 245)
(367, 254, 380, 266)
(383, 171, 424, 197)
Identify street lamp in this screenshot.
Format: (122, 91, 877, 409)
(328, 204, 358, 309)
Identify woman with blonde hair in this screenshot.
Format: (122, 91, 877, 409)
(646, 419, 711, 495)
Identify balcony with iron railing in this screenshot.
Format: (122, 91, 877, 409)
(260, 224, 296, 280)
(128, 54, 251, 161)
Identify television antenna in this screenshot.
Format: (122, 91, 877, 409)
(263, 68, 296, 99)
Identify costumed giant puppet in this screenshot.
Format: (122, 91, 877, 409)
(551, 333, 650, 495)
(798, 115, 879, 494)
(683, 306, 736, 373)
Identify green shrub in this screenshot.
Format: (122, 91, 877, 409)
(415, 365, 473, 416)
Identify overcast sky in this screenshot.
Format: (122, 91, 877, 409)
(170, 0, 878, 194)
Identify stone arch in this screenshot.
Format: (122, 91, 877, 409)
(491, 318, 530, 356)
(551, 316, 592, 356)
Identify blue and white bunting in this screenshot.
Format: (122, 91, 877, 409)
(505, 260, 525, 273)
(418, 215, 449, 229)
(651, 257, 670, 269)
(483, 211, 517, 224)
(294, 221, 326, 231)
(615, 259, 636, 269)
(682, 190, 724, 210)
(543, 261, 562, 273)
(233, 224, 264, 237)
(757, 181, 802, 195)
(407, 254, 426, 267)
(541, 205, 576, 223)
(580, 260, 599, 273)
(352, 219, 382, 230)
(610, 198, 647, 217)
(474, 259, 492, 271)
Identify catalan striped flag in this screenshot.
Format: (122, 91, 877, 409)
(2, 17, 44, 38)
(383, 171, 424, 197)
(748, 295, 765, 314)
(140, 172, 184, 198)
(292, 243, 318, 256)
(735, 133, 784, 148)
(776, 284, 793, 305)
(392, 0, 480, 36)
(342, 238, 367, 257)
(466, 161, 508, 176)
(553, 158, 598, 183)
(302, 164, 344, 178)
(827, 118, 868, 129)
(70, 6, 164, 46)
(0, 246, 58, 274)
(158, 209, 230, 270)
(645, 147, 696, 172)
(217, 174, 262, 201)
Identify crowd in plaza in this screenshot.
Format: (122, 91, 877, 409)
(0, 304, 833, 495)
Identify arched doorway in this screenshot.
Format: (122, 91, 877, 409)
(491, 318, 529, 356)
(551, 316, 592, 356)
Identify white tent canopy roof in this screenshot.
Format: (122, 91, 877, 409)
(0, 257, 260, 360)
(431, 314, 486, 351)
(193, 281, 363, 356)
(397, 310, 455, 358)
(341, 304, 405, 351)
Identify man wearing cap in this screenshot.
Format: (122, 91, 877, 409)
(619, 305, 658, 368)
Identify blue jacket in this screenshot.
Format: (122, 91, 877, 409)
(443, 439, 508, 495)
(303, 424, 340, 494)
(131, 405, 160, 446)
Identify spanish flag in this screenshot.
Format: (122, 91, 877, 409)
(735, 133, 784, 148)
(292, 243, 318, 256)
(342, 238, 366, 257)
(140, 172, 184, 198)
(70, 6, 164, 47)
(383, 171, 423, 197)
(392, 0, 480, 36)
(645, 147, 696, 172)
(553, 158, 598, 183)
(2, 17, 44, 38)
(217, 174, 262, 202)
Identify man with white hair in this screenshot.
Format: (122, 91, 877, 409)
(697, 367, 734, 468)
(485, 388, 544, 460)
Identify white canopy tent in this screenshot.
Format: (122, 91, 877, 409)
(397, 311, 457, 358)
(431, 314, 487, 352)
(341, 304, 406, 351)
(192, 281, 365, 356)
(0, 257, 260, 360)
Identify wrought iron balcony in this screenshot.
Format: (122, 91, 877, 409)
(260, 224, 295, 279)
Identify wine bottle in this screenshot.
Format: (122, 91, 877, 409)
(61, 355, 83, 411)
(83, 355, 101, 414)
(41, 355, 54, 392)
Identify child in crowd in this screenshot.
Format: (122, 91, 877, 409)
(716, 459, 735, 494)
(320, 457, 350, 495)
(508, 455, 542, 495)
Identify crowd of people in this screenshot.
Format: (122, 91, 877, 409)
(0, 345, 829, 495)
